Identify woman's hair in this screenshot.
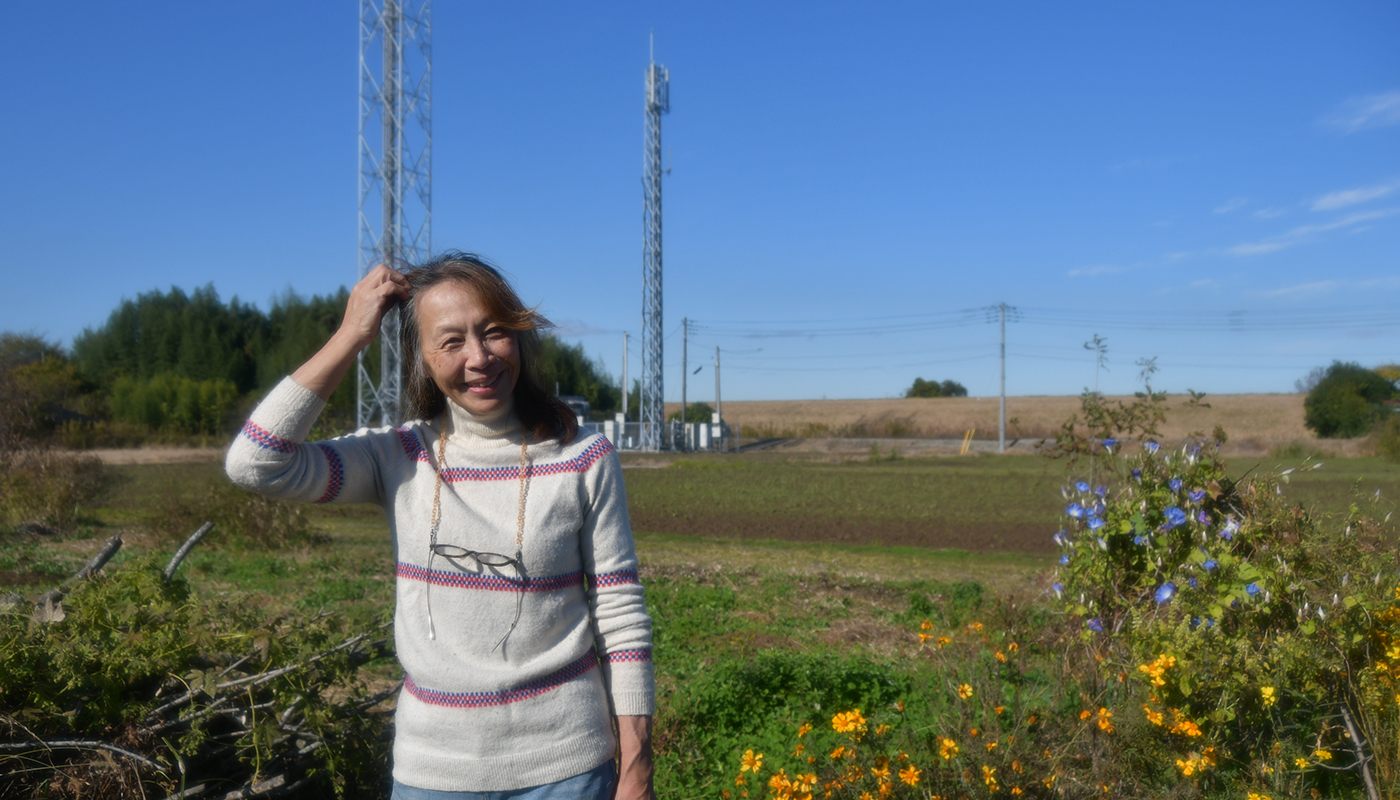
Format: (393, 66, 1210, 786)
(400, 251, 578, 443)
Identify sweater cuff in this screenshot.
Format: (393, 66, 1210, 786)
(602, 656, 655, 716)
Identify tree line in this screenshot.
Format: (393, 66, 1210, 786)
(1, 284, 623, 445)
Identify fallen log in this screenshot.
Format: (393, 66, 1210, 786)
(34, 533, 123, 609)
(164, 521, 215, 581)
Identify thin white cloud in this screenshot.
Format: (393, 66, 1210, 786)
(1252, 207, 1288, 220)
(1312, 182, 1396, 211)
(1188, 279, 1212, 288)
(1264, 281, 1338, 297)
(1227, 208, 1400, 256)
(1067, 264, 1127, 278)
(1323, 91, 1400, 134)
(1213, 197, 1248, 214)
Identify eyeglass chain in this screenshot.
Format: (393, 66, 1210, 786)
(429, 408, 529, 563)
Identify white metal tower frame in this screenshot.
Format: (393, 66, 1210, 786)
(357, 0, 432, 428)
(640, 57, 669, 450)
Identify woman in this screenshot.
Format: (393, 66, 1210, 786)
(226, 253, 655, 800)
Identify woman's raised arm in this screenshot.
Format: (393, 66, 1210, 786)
(292, 264, 411, 400)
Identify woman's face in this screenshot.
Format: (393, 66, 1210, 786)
(416, 280, 520, 418)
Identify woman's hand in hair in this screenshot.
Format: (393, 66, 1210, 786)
(338, 264, 412, 351)
(291, 264, 410, 401)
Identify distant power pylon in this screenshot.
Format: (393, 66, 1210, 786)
(357, 0, 432, 428)
(640, 47, 669, 450)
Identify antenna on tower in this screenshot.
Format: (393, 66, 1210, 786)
(640, 42, 670, 450)
(357, 0, 432, 428)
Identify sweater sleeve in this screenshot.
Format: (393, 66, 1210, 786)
(225, 377, 389, 506)
(579, 440, 655, 716)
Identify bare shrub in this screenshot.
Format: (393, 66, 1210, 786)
(0, 448, 110, 531)
(148, 481, 326, 550)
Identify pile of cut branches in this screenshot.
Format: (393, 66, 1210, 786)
(0, 524, 397, 799)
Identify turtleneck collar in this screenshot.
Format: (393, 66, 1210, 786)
(444, 396, 522, 449)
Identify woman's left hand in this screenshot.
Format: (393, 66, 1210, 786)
(615, 715, 655, 800)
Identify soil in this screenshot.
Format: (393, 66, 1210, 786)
(629, 509, 1054, 554)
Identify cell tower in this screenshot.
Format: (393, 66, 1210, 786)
(357, 0, 432, 428)
(640, 49, 669, 450)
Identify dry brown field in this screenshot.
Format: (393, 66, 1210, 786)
(667, 393, 1377, 457)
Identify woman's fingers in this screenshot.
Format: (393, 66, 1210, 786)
(341, 264, 412, 348)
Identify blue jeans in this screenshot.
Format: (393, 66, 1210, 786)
(390, 760, 616, 800)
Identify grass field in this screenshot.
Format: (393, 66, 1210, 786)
(4, 447, 1398, 797)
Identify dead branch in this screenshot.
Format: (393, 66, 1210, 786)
(1339, 703, 1380, 800)
(0, 738, 164, 771)
(34, 533, 123, 608)
(164, 521, 215, 581)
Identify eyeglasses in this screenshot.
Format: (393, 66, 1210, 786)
(425, 544, 526, 652)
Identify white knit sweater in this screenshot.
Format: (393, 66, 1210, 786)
(225, 377, 654, 791)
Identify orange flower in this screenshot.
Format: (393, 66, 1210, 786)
(829, 746, 846, 760)
(1096, 707, 1115, 733)
(957, 684, 974, 700)
(939, 738, 959, 760)
(831, 710, 867, 733)
(995, 650, 1007, 662)
(1008, 642, 1019, 653)
(798, 723, 812, 738)
(920, 619, 934, 631)
(898, 765, 921, 786)
(741, 750, 764, 773)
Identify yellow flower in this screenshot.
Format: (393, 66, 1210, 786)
(969, 728, 979, 737)
(920, 619, 933, 631)
(1201, 747, 1216, 767)
(1143, 705, 1164, 726)
(792, 743, 805, 757)
(1295, 758, 1309, 769)
(1247, 794, 1273, 800)
(968, 621, 984, 632)
(860, 794, 873, 800)
(957, 684, 974, 699)
(831, 710, 867, 733)
(1313, 749, 1333, 761)
(741, 749, 764, 773)
(939, 738, 959, 760)
(1260, 686, 1276, 707)
(798, 723, 812, 738)
(875, 724, 890, 736)
(918, 633, 933, 644)
(995, 650, 1007, 662)
(898, 765, 921, 786)
(982, 765, 998, 789)
(871, 765, 890, 781)
(735, 775, 747, 787)
(1079, 710, 1092, 720)
(829, 746, 846, 760)
(1169, 712, 1202, 737)
(1176, 758, 1197, 777)
(1010, 788, 1023, 796)
(1096, 707, 1115, 733)
(1011, 760, 1022, 773)
(894, 700, 905, 712)
(994, 705, 1005, 715)
(937, 636, 951, 648)
(723, 791, 732, 800)
(1008, 641, 1019, 653)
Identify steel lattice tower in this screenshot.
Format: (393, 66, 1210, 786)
(357, 0, 431, 428)
(640, 56, 669, 450)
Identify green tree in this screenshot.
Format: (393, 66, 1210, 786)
(537, 336, 620, 415)
(668, 402, 713, 424)
(1302, 361, 1397, 438)
(905, 378, 967, 398)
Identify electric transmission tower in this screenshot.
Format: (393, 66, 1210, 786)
(357, 0, 432, 428)
(640, 48, 669, 450)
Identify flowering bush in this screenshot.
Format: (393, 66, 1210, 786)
(1051, 431, 1400, 797)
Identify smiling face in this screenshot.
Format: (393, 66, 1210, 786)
(415, 279, 521, 417)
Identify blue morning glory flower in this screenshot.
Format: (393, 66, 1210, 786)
(1087, 618, 1103, 632)
(1066, 503, 1085, 519)
(1163, 507, 1187, 528)
(1197, 511, 1210, 524)
(1060, 554, 1071, 565)
(1203, 559, 1218, 571)
(1246, 582, 1261, 596)
(1203, 618, 1215, 628)
(1087, 515, 1106, 531)
(1102, 438, 1118, 451)
(1053, 530, 1068, 546)
(1189, 489, 1205, 503)
(1145, 441, 1160, 455)
(1169, 478, 1182, 492)
(1052, 582, 1063, 597)
(1154, 583, 1176, 604)
(1134, 535, 1149, 546)
(1218, 519, 1239, 540)
(1092, 501, 1106, 516)
(1131, 469, 1142, 480)
(1075, 481, 1090, 493)
(1188, 577, 1198, 589)
(1094, 485, 1108, 498)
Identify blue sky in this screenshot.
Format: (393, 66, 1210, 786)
(2, 1, 1396, 401)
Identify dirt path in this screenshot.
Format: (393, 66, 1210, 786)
(79, 447, 227, 465)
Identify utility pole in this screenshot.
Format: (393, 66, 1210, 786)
(714, 346, 721, 423)
(621, 331, 629, 420)
(999, 302, 1006, 454)
(680, 317, 688, 447)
